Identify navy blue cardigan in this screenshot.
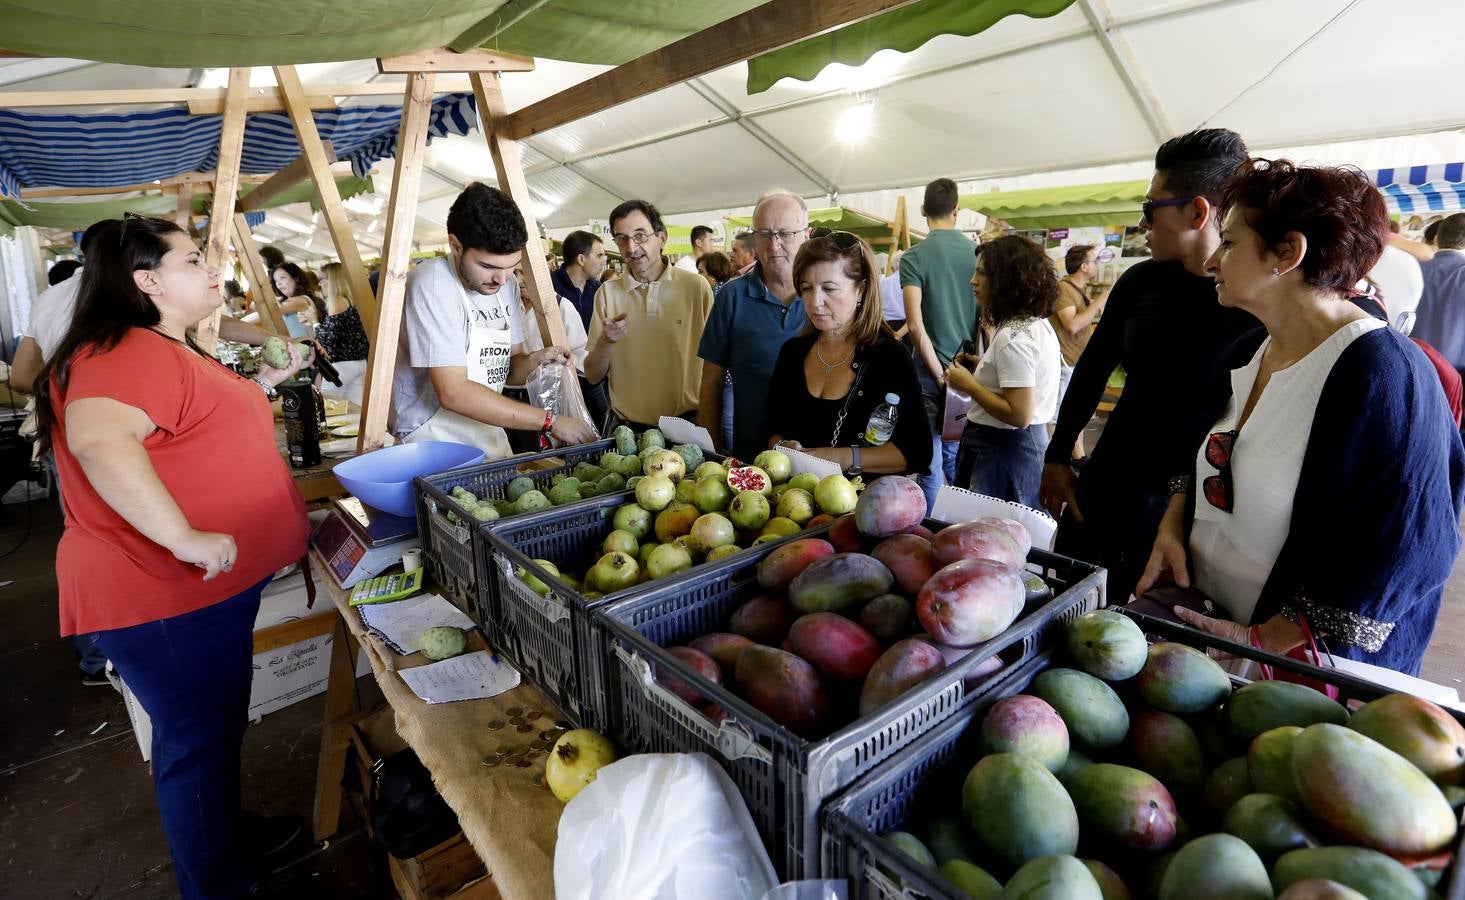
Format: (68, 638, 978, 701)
(1185, 325, 1465, 675)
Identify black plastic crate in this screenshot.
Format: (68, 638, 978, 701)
(479, 494, 677, 730)
(598, 534, 1106, 880)
(475, 450, 732, 729)
(823, 616, 1465, 899)
(412, 439, 622, 612)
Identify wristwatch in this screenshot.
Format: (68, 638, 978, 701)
(845, 445, 863, 478)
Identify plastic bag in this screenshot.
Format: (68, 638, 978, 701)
(525, 360, 597, 446)
(554, 753, 778, 900)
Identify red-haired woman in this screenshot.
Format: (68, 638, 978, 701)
(1138, 159, 1465, 675)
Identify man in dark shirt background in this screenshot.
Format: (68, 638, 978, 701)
(551, 228, 610, 424)
(1041, 128, 1259, 598)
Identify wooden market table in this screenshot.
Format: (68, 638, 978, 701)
(309, 549, 564, 900)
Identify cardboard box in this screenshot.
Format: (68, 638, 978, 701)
(119, 568, 371, 761)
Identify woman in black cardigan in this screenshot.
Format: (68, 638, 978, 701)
(760, 233, 932, 476)
(1138, 159, 1465, 674)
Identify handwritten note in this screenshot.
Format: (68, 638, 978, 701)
(358, 593, 477, 656)
(931, 485, 1057, 550)
(776, 444, 842, 478)
(658, 416, 717, 454)
(398, 651, 522, 704)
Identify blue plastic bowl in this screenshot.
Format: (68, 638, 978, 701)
(333, 441, 485, 517)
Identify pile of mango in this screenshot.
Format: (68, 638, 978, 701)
(444, 427, 704, 525)
(878, 609, 1465, 899)
(640, 476, 1057, 742)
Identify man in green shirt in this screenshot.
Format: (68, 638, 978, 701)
(901, 178, 978, 507)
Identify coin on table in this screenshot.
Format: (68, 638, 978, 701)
(529, 738, 549, 751)
(539, 730, 556, 741)
(495, 743, 512, 755)
(554, 720, 572, 730)
(481, 754, 501, 767)
(525, 750, 542, 761)
(517, 722, 534, 733)
(487, 719, 505, 731)
(515, 759, 531, 768)
(527, 710, 543, 721)
(506, 706, 525, 718)
(508, 715, 525, 726)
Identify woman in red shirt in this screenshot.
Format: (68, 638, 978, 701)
(33, 215, 311, 899)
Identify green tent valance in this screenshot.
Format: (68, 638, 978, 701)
(747, 0, 1076, 94)
(3, 0, 1070, 99)
(0, 175, 370, 237)
(191, 176, 375, 215)
(960, 180, 1149, 230)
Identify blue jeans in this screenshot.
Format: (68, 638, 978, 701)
(955, 422, 1049, 508)
(95, 579, 270, 900)
(914, 364, 957, 512)
(721, 375, 735, 454)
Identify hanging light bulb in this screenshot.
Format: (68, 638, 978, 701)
(835, 97, 875, 144)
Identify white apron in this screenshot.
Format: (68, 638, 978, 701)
(405, 274, 514, 460)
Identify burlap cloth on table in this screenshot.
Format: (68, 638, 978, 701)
(346, 602, 564, 900)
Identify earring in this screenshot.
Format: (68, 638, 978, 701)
(1271, 267, 1280, 276)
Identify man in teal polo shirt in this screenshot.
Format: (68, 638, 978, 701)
(698, 190, 810, 460)
(902, 177, 979, 507)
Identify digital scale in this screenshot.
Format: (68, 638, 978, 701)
(310, 495, 420, 589)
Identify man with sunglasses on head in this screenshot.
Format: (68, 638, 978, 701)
(1040, 129, 1259, 599)
(698, 190, 810, 460)
(586, 199, 715, 431)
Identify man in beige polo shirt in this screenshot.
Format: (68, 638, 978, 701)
(585, 199, 715, 430)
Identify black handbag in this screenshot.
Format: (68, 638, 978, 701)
(369, 749, 462, 859)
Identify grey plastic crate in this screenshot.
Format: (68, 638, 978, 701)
(476, 450, 730, 729)
(412, 439, 622, 612)
(823, 617, 1465, 899)
(598, 535, 1106, 880)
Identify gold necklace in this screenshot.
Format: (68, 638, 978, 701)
(814, 340, 853, 374)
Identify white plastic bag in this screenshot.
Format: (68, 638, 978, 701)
(554, 753, 778, 900)
(525, 360, 597, 443)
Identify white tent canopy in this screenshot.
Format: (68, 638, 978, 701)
(4, 0, 1463, 261)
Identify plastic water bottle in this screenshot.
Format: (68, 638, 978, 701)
(864, 393, 900, 446)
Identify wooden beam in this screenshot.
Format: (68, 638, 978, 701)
(187, 93, 335, 116)
(232, 214, 290, 336)
(20, 172, 269, 200)
(238, 141, 336, 213)
(473, 72, 566, 351)
(377, 47, 534, 74)
(174, 184, 194, 230)
(0, 78, 473, 109)
(273, 64, 377, 345)
(196, 68, 250, 356)
(357, 73, 436, 451)
(502, 0, 921, 140)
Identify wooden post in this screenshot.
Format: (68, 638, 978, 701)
(356, 73, 436, 451)
(238, 141, 335, 213)
(174, 185, 193, 230)
(273, 65, 378, 335)
(196, 67, 250, 355)
(472, 72, 566, 350)
(232, 215, 289, 335)
(888, 197, 908, 275)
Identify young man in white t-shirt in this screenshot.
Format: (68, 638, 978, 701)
(944, 236, 1062, 508)
(388, 183, 596, 454)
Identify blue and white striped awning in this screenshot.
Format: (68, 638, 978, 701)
(0, 92, 479, 199)
(1371, 163, 1465, 215)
